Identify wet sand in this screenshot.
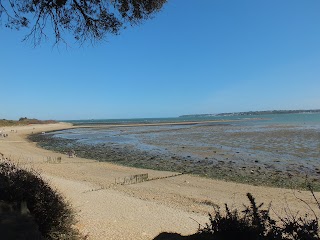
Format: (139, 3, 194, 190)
(1, 123, 320, 239)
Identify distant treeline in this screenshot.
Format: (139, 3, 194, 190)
(180, 109, 320, 118)
(0, 118, 57, 127)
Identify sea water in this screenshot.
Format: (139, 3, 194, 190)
(52, 113, 320, 163)
(63, 113, 320, 127)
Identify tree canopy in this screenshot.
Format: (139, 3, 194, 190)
(0, 0, 167, 45)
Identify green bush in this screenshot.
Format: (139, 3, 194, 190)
(0, 161, 82, 239)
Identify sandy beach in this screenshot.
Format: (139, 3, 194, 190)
(0, 123, 319, 240)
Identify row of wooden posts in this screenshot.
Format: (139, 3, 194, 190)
(115, 173, 149, 185)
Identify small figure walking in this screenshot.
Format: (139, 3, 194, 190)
(68, 150, 76, 158)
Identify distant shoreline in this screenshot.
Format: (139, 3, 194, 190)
(180, 109, 320, 118)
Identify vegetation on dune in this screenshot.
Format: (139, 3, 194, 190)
(0, 160, 83, 239)
(0, 118, 57, 126)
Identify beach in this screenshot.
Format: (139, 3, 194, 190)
(0, 122, 320, 239)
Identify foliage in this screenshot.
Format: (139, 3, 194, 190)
(154, 193, 320, 240)
(0, 160, 83, 239)
(0, 0, 167, 45)
(0, 118, 57, 126)
(19, 117, 28, 121)
(195, 193, 319, 240)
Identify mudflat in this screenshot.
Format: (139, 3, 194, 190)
(31, 122, 320, 190)
(0, 123, 319, 240)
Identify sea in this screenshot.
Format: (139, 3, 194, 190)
(65, 113, 320, 127)
(54, 113, 320, 163)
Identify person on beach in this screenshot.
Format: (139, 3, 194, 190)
(67, 150, 76, 158)
(68, 150, 73, 158)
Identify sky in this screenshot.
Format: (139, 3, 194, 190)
(1, 0, 320, 120)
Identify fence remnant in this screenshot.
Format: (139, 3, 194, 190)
(45, 156, 62, 164)
(115, 173, 149, 185)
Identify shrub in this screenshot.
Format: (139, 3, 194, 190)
(0, 161, 82, 239)
(197, 193, 319, 240)
(195, 193, 282, 240)
(154, 193, 320, 240)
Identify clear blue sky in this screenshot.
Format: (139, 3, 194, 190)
(1, 0, 320, 120)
